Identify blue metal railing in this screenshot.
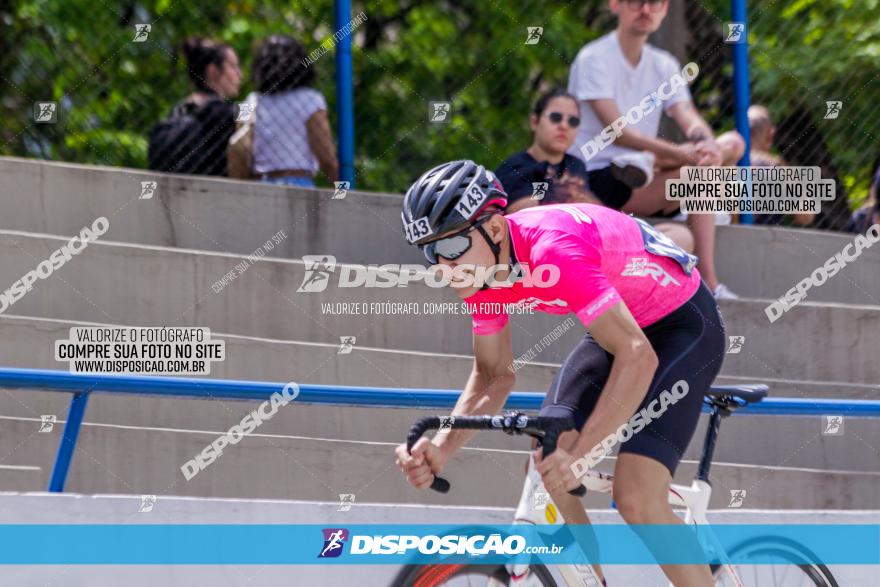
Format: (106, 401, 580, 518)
(3, 367, 879, 493)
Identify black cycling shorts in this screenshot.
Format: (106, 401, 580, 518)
(539, 282, 726, 476)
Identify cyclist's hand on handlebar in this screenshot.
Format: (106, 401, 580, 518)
(534, 446, 582, 494)
(395, 438, 447, 490)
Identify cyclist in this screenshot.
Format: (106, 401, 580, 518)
(394, 160, 726, 586)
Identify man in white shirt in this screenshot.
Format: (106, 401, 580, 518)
(568, 0, 745, 299)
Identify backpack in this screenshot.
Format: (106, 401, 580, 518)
(148, 100, 213, 174)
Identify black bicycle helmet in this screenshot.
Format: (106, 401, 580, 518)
(401, 159, 508, 246)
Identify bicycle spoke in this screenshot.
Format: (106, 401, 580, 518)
(714, 553, 833, 586)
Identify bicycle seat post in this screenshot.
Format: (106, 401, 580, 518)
(696, 400, 725, 483)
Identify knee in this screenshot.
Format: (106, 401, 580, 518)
(656, 223, 694, 253)
(719, 131, 746, 164)
(613, 487, 665, 525)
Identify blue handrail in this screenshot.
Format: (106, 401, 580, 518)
(2, 367, 879, 492)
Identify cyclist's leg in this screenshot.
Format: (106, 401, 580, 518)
(615, 455, 713, 586)
(538, 333, 612, 583)
(612, 282, 725, 586)
(656, 221, 695, 253)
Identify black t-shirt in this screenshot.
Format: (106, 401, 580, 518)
(149, 94, 235, 176)
(183, 97, 236, 176)
(494, 151, 590, 207)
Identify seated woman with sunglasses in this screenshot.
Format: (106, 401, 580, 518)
(495, 90, 601, 213)
(496, 90, 693, 252)
(396, 160, 725, 587)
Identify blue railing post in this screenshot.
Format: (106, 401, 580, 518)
(48, 391, 90, 492)
(731, 0, 753, 224)
(335, 0, 356, 188)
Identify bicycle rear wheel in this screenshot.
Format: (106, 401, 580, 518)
(711, 536, 838, 586)
(390, 564, 557, 586)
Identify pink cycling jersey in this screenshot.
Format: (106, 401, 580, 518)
(465, 204, 701, 335)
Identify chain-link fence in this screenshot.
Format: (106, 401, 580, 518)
(2, 0, 877, 231)
(0, 0, 344, 185)
(683, 0, 880, 231)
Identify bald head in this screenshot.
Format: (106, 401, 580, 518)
(748, 105, 774, 151)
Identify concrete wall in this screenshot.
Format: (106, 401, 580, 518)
(715, 222, 880, 305)
(2, 314, 875, 509)
(0, 493, 874, 587)
(2, 314, 872, 398)
(0, 315, 557, 393)
(1, 158, 877, 522)
(0, 156, 424, 265)
(3, 156, 878, 305)
(1, 231, 877, 383)
(2, 387, 877, 509)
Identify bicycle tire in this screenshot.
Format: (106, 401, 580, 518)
(390, 563, 557, 587)
(710, 535, 838, 586)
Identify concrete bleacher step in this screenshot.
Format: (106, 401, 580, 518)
(715, 222, 880, 305)
(2, 312, 874, 453)
(0, 413, 876, 510)
(2, 316, 874, 506)
(0, 314, 556, 392)
(1, 314, 874, 401)
(0, 231, 877, 384)
(3, 156, 878, 306)
(0, 156, 424, 266)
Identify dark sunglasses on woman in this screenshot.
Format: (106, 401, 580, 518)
(548, 112, 580, 128)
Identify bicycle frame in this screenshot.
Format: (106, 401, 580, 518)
(404, 388, 767, 586)
(508, 401, 746, 587)
(510, 460, 745, 586)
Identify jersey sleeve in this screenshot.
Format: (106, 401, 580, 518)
(531, 228, 622, 329)
(568, 47, 613, 101)
(464, 291, 509, 336)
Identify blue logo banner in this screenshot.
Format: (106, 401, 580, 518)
(0, 524, 876, 565)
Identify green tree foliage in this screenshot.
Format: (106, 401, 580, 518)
(700, 0, 880, 211)
(2, 0, 878, 217)
(0, 0, 606, 189)
(351, 1, 608, 190)
(0, 0, 340, 169)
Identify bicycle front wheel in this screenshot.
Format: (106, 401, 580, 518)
(390, 563, 557, 587)
(711, 536, 838, 587)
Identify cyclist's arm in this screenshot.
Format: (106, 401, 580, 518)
(587, 98, 683, 162)
(431, 321, 517, 459)
(570, 302, 659, 460)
